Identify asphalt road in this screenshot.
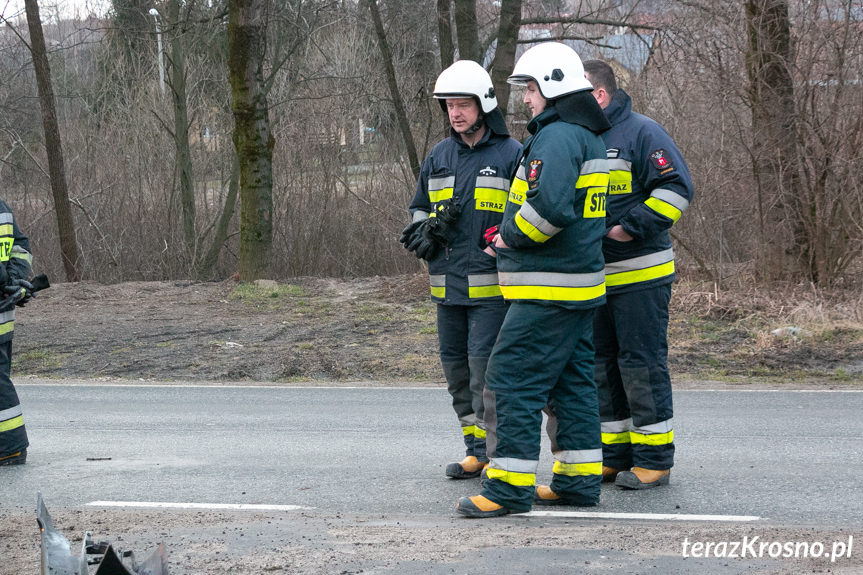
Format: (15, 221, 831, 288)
(3, 384, 862, 525)
(2, 384, 862, 574)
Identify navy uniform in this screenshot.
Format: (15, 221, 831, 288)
(594, 87, 693, 488)
(456, 42, 610, 517)
(403, 60, 522, 478)
(0, 199, 33, 466)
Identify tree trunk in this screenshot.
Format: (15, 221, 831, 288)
(745, 0, 803, 281)
(228, 0, 274, 281)
(197, 153, 240, 279)
(364, 0, 421, 180)
(490, 0, 521, 115)
(436, 0, 455, 70)
(24, 0, 81, 281)
(453, 0, 480, 62)
(167, 0, 197, 263)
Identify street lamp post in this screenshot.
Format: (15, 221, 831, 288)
(149, 8, 165, 96)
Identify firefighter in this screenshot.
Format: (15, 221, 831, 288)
(582, 59, 694, 489)
(455, 42, 610, 517)
(0, 198, 34, 467)
(400, 60, 522, 479)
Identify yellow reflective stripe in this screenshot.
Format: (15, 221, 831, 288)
(0, 321, 13, 336)
(0, 415, 24, 432)
(485, 467, 535, 487)
(645, 197, 682, 223)
(475, 187, 508, 206)
(630, 430, 674, 446)
(468, 285, 502, 299)
(462, 425, 476, 437)
(508, 179, 527, 205)
(515, 211, 552, 243)
(430, 285, 445, 298)
(602, 431, 631, 445)
(0, 224, 13, 235)
(10, 252, 32, 264)
(500, 283, 605, 302)
(552, 461, 602, 476)
(605, 260, 675, 287)
(474, 427, 486, 439)
(576, 172, 609, 189)
(429, 188, 454, 203)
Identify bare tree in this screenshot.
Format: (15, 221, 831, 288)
(23, 0, 81, 281)
(228, 0, 274, 281)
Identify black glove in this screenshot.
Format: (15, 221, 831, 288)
(0, 265, 8, 288)
(399, 220, 424, 248)
(6, 279, 34, 307)
(426, 200, 462, 246)
(405, 221, 439, 260)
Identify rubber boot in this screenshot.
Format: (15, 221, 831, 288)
(0, 449, 26, 466)
(456, 495, 519, 518)
(533, 485, 599, 507)
(446, 455, 487, 479)
(615, 467, 670, 490)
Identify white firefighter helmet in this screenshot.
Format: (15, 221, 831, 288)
(433, 60, 498, 114)
(507, 42, 593, 99)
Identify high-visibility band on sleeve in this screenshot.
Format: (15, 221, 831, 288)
(605, 249, 675, 287)
(10, 246, 32, 264)
(428, 175, 455, 204)
(429, 188, 454, 204)
(580, 158, 608, 174)
(552, 461, 602, 476)
(515, 202, 561, 243)
(429, 274, 446, 299)
(498, 270, 606, 303)
(468, 273, 502, 299)
(475, 176, 510, 190)
(576, 172, 609, 190)
(0, 213, 12, 224)
(645, 188, 689, 223)
(508, 179, 528, 206)
(0, 224, 13, 236)
(411, 210, 429, 223)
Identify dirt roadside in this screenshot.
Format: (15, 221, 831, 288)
(10, 274, 863, 387)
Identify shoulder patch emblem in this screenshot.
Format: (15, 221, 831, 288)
(649, 149, 672, 170)
(479, 165, 498, 176)
(527, 159, 543, 188)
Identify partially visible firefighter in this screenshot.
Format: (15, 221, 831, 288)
(0, 198, 34, 466)
(401, 60, 522, 480)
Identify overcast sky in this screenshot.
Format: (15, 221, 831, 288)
(2, 0, 109, 21)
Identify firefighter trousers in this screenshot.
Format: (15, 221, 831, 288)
(595, 283, 674, 470)
(481, 302, 601, 511)
(437, 302, 507, 460)
(0, 340, 27, 458)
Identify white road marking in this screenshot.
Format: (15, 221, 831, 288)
(520, 510, 760, 521)
(87, 501, 314, 511)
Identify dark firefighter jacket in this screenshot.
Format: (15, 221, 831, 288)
(409, 122, 522, 305)
(0, 199, 32, 344)
(496, 103, 609, 310)
(601, 89, 694, 294)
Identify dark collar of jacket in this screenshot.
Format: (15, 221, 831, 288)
(448, 122, 496, 148)
(527, 92, 611, 135)
(604, 89, 633, 127)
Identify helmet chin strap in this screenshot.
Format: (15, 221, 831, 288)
(463, 113, 485, 135)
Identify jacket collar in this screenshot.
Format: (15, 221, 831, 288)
(604, 89, 632, 126)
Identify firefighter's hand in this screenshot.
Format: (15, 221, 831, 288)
(7, 279, 34, 306)
(408, 225, 438, 260)
(399, 220, 424, 247)
(607, 225, 633, 242)
(493, 234, 509, 249)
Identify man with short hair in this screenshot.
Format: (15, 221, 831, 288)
(0, 198, 34, 466)
(582, 59, 694, 489)
(401, 60, 522, 480)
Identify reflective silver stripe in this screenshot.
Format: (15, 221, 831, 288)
(651, 188, 689, 211)
(428, 176, 455, 192)
(0, 213, 12, 224)
(608, 158, 632, 171)
(580, 158, 608, 175)
(0, 405, 23, 421)
(458, 414, 477, 427)
(604, 248, 674, 275)
(429, 274, 446, 288)
(601, 418, 632, 434)
(631, 419, 673, 435)
(468, 273, 499, 287)
(554, 449, 602, 464)
(0, 309, 13, 324)
(518, 202, 562, 237)
(412, 210, 429, 223)
(489, 457, 538, 474)
(475, 176, 509, 190)
(498, 270, 605, 288)
(515, 165, 526, 179)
